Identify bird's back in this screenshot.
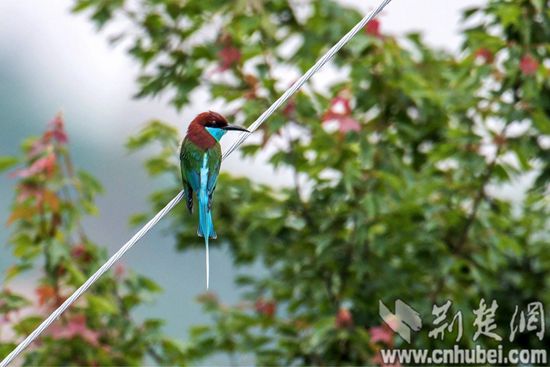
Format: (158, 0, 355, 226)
(180, 137, 221, 192)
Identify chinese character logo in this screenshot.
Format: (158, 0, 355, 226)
(473, 298, 502, 341)
(428, 300, 463, 342)
(510, 302, 545, 342)
(379, 299, 422, 343)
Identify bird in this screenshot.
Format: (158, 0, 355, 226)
(179, 111, 249, 288)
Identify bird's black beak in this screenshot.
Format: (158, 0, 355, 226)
(222, 125, 250, 132)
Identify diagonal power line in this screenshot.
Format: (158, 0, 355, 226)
(0, 1, 392, 365)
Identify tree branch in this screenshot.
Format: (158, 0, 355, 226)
(454, 125, 510, 253)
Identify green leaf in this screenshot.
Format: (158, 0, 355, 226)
(129, 213, 148, 226)
(87, 294, 118, 315)
(78, 170, 104, 194)
(12, 316, 43, 336)
(137, 276, 163, 293)
(532, 110, 550, 134)
(0, 343, 17, 360)
(5, 263, 32, 281)
(0, 291, 30, 312)
(0, 156, 18, 173)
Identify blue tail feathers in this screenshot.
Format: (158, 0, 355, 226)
(198, 184, 214, 289)
(197, 192, 217, 239)
(198, 153, 215, 288)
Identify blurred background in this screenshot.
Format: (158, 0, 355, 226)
(0, 0, 482, 340)
(3, 0, 549, 366)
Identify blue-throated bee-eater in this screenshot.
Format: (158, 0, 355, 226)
(180, 111, 249, 288)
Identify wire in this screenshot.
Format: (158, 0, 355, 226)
(0, 1, 392, 365)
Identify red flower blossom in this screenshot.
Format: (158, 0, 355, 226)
(338, 116, 361, 133)
(335, 307, 353, 328)
(26, 115, 66, 160)
(49, 114, 68, 144)
(28, 139, 49, 158)
(323, 95, 361, 133)
(255, 298, 276, 317)
(36, 284, 56, 306)
(73, 245, 87, 259)
(50, 314, 100, 346)
(218, 46, 241, 72)
(520, 54, 538, 76)
(365, 19, 381, 37)
(283, 99, 296, 118)
(115, 263, 125, 278)
(11, 153, 56, 178)
(474, 48, 494, 63)
(369, 324, 394, 346)
(16, 183, 43, 203)
(71, 244, 93, 263)
(325, 96, 352, 117)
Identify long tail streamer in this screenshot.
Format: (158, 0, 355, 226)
(0, 1, 392, 365)
(205, 237, 209, 289)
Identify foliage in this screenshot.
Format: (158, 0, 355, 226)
(71, 0, 550, 365)
(0, 115, 187, 365)
(1, 0, 548, 365)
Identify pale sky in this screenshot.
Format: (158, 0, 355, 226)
(0, 0, 484, 142)
(0, 0, 486, 188)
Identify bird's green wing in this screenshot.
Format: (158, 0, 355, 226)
(206, 143, 222, 194)
(180, 137, 203, 212)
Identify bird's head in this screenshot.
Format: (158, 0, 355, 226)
(190, 111, 249, 142)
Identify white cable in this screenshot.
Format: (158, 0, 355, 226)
(0, 1, 392, 365)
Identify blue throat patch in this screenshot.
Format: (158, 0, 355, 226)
(205, 127, 227, 141)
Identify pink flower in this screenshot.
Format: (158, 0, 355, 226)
(323, 95, 361, 133)
(50, 314, 100, 346)
(338, 116, 361, 133)
(28, 139, 49, 158)
(369, 324, 394, 345)
(255, 298, 276, 317)
(26, 115, 67, 160)
(48, 115, 68, 144)
(474, 48, 494, 63)
(115, 263, 125, 278)
(520, 54, 538, 76)
(11, 153, 56, 178)
(335, 307, 353, 328)
(71, 244, 93, 263)
(325, 96, 352, 117)
(16, 183, 43, 203)
(218, 46, 241, 72)
(71, 244, 86, 258)
(365, 19, 381, 37)
(283, 99, 296, 118)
